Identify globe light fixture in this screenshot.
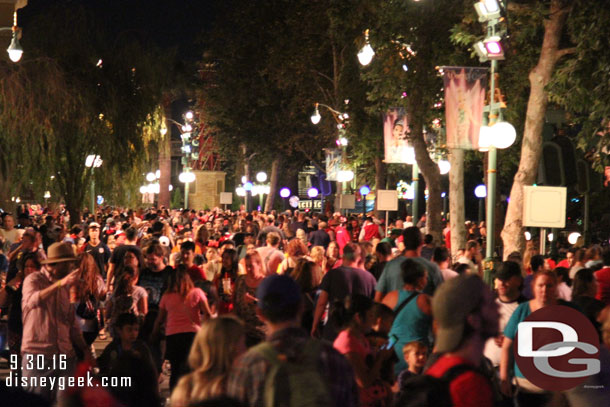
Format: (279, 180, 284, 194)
(155, 169, 161, 179)
(243, 181, 253, 192)
(568, 232, 581, 245)
(438, 160, 451, 175)
(241, 175, 248, 184)
(256, 171, 268, 182)
(478, 125, 493, 152)
(139, 185, 148, 194)
(359, 185, 371, 196)
(279, 187, 291, 198)
(310, 105, 321, 125)
(289, 196, 300, 208)
(179, 171, 196, 183)
(236, 186, 246, 197)
(44, 191, 51, 199)
(337, 170, 354, 183)
(307, 187, 319, 198)
(489, 121, 516, 149)
(474, 184, 487, 198)
(146, 172, 156, 182)
(524, 231, 532, 241)
(185, 111, 194, 120)
(357, 30, 375, 66)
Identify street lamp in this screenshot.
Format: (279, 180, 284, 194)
(568, 232, 581, 245)
(307, 187, 319, 199)
(357, 29, 375, 66)
(2, 13, 23, 63)
(474, 184, 487, 223)
(279, 187, 290, 210)
(85, 154, 102, 214)
(146, 172, 156, 182)
(256, 171, 267, 183)
(359, 185, 370, 216)
(179, 171, 196, 208)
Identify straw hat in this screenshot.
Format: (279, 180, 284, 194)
(41, 242, 77, 264)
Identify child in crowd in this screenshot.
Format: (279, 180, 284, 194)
(97, 312, 157, 378)
(396, 341, 428, 391)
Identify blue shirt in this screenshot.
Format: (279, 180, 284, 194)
(375, 256, 443, 296)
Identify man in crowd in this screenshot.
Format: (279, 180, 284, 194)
(484, 261, 527, 368)
(309, 221, 331, 249)
(423, 274, 498, 407)
(20, 242, 94, 403)
(81, 222, 111, 280)
(456, 239, 483, 276)
(1, 214, 19, 253)
(255, 231, 284, 276)
(311, 242, 376, 340)
(180, 240, 206, 284)
(227, 274, 358, 407)
(375, 226, 443, 301)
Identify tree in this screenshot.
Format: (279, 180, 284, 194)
(0, 1, 169, 221)
(358, 0, 471, 243)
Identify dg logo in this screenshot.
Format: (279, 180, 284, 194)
(515, 305, 600, 391)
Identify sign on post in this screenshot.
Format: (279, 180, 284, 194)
(523, 186, 566, 228)
(335, 194, 355, 210)
(219, 192, 233, 205)
(376, 190, 398, 211)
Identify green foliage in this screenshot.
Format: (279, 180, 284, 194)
(0, 1, 171, 214)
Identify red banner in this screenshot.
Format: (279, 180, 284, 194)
(443, 67, 488, 150)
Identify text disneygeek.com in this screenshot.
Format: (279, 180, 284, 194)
(4, 372, 132, 391)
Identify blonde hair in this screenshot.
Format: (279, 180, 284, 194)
(402, 340, 428, 356)
(170, 316, 245, 406)
(309, 246, 327, 271)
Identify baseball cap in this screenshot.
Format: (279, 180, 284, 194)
(256, 275, 301, 311)
(494, 261, 522, 281)
(432, 274, 488, 353)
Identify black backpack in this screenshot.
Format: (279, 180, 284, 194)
(394, 364, 483, 407)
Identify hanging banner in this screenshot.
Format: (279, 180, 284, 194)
(325, 149, 342, 181)
(443, 67, 488, 150)
(383, 107, 413, 164)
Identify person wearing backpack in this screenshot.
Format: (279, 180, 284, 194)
(396, 274, 498, 407)
(227, 274, 358, 407)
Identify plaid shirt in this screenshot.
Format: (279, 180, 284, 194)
(227, 327, 359, 407)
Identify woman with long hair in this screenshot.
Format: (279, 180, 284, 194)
(500, 270, 575, 405)
(278, 238, 308, 275)
(326, 241, 341, 271)
(290, 258, 321, 333)
(333, 295, 394, 407)
(194, 225, 209, 255)
(233, 250, 266, 346)
(105, 265, 147, 337)
(309, 246, 327, 280)
(73, 252, 107, 346)
(170, 316, 245, 407)
(153, 265, 214, 391)
(215, 248, 239, 314)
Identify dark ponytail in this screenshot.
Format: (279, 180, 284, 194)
(330, 294, 374, 329)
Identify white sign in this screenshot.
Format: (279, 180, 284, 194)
(219, 192, 233, 205)
(298, 200, 322, 210)
(523, 186, 566, 228)
(377, 190, 398, 211)
(335, 194, 355, 210)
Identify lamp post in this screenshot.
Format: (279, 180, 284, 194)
(85, 155, 102, 214)
(474, 184, 487, 223)
(179, 171, 195, 209)
(473, 0, 516, 272)
(359, 185, 370, 216)
(279, 187, 290, 210)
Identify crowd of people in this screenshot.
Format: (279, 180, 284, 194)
(0, 205, 609, 407)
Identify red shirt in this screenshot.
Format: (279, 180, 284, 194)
(595, 267, 610, 305)
(187, 265, 206, 283)
(426, 355, 493, 407)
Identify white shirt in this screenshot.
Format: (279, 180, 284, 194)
(484, 297, 522, 366)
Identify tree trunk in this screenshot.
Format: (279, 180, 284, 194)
(373, 153, 387, 219)
(410, 122, 443, 244)
(500, 0, 571, 258)
(449, 148, 466, 259)
(265, 157, 280, 212)
(158, 99, 172, 209)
